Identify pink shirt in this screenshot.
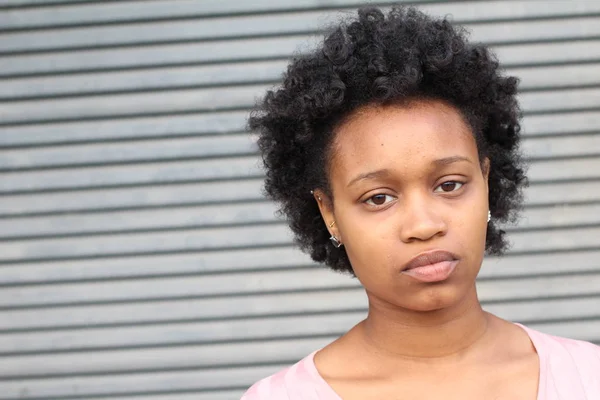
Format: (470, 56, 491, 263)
(241, 324, 600, 399)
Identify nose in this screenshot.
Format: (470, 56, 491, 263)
(398, 193, 447, 243)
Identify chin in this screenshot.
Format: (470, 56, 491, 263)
(402, 284, 469, 313)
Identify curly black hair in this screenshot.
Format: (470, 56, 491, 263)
(249, 6, 527, 275)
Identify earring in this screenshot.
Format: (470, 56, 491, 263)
(330, 235, 343, 248)
(487, 211, 491, 222)
(329, 221, 336, 228)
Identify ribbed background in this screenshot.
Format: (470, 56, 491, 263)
(0, 0, 599, 399)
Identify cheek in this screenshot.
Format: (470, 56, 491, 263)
(450, 201, 489, 262)
(342, 220, 380, 264)
(338, 211, 394, 276)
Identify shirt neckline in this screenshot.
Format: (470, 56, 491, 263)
(303, 322, 545, 400)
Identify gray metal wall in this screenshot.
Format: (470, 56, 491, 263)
(0, 0, 599, 399)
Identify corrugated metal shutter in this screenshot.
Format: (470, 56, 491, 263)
(1, 0, 599, 398)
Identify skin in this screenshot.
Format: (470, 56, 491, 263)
(312, 99, 539, 399)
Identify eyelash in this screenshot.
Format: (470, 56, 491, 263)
(433, 181, 464, 193)
(363, 181, 465, 207)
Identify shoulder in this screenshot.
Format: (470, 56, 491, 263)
(240, 351, 327, 400)
(240, 365, 294, 400)
(524, 324, 600, 364)
(520, 324, 600, 393)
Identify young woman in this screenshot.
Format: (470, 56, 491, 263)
(242, 6, 600, 400)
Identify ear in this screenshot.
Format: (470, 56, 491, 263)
(312, 189, 340, 240)
(481, 157, 490, 194)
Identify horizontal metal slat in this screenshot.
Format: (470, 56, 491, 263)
(525, 319, 600, 343)
(0, 364, 279, 399)
(524, 180, 600, 206)
(519, 86, 600, 113)
(0, 35, 310, 77)
(508, 226, 600, 253)
(0, 288, 365, 331)
(0, 59, 288, 99)
(467, 16, 600, 44)
(521, 133, 600, 159)
(482, 249, 600, 278)
(513, 203, 600, 230)
(527, 156, 600, 181)
(522, 110, 600, 136)
(0, 156, 262, 194)
(0, 9, 332, 53)
(514, 63, 600, 90)
(0, 312, 362, 354)
(0, 84, 266, 124)
(0, 266, 351, 309)
(0, 0, 364, 29)
(3, 0, 600, 30)
(0, 337, 330, 379)
(0, 201, 279, 238)
(486, 297, 600, 324)
(496, 39, 600, 67)
(2, 59, 599, 101)
(2, 12, 600, 54)
(103, 392, 245, 400)
(479, 273, 600, 302)
(0, 110, 249, 147)
(1, 34, 598, 80)
(0, 223, 294, 263)
(0, 178, 265, 217)
(0, 134, 258, 170)
(0, 246, 313, 286)
(0, 0, 96, 6)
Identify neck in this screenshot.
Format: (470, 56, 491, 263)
(359, 286, 489, 360)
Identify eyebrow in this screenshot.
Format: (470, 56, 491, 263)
(347, 169, 392, 188)
(346, 156, 472, 188)
(433, 156, 472, 166)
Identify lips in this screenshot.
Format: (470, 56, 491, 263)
(402, 250, 458, 271)
(400, 250, 459, 283)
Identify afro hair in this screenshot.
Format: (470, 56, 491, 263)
(249, 6, 527, 275)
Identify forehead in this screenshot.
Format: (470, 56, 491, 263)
(329, 100, 478, 181)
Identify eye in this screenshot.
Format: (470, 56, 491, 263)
(364, 194, 395, 206)
(434, 181, 464, 193)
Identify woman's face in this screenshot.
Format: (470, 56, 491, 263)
(317, 99, 489, 312)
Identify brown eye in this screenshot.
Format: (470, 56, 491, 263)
(435, 181, 464, 193)
(365, 194, 394, 207)
(371, 194, 387, 205)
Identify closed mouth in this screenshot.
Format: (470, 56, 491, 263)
(402, 250, 459, 271)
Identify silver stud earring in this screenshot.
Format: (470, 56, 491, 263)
(310, 190, 322, 201)
(487, 211, 491, 223)
(330, 235, 343, 248)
